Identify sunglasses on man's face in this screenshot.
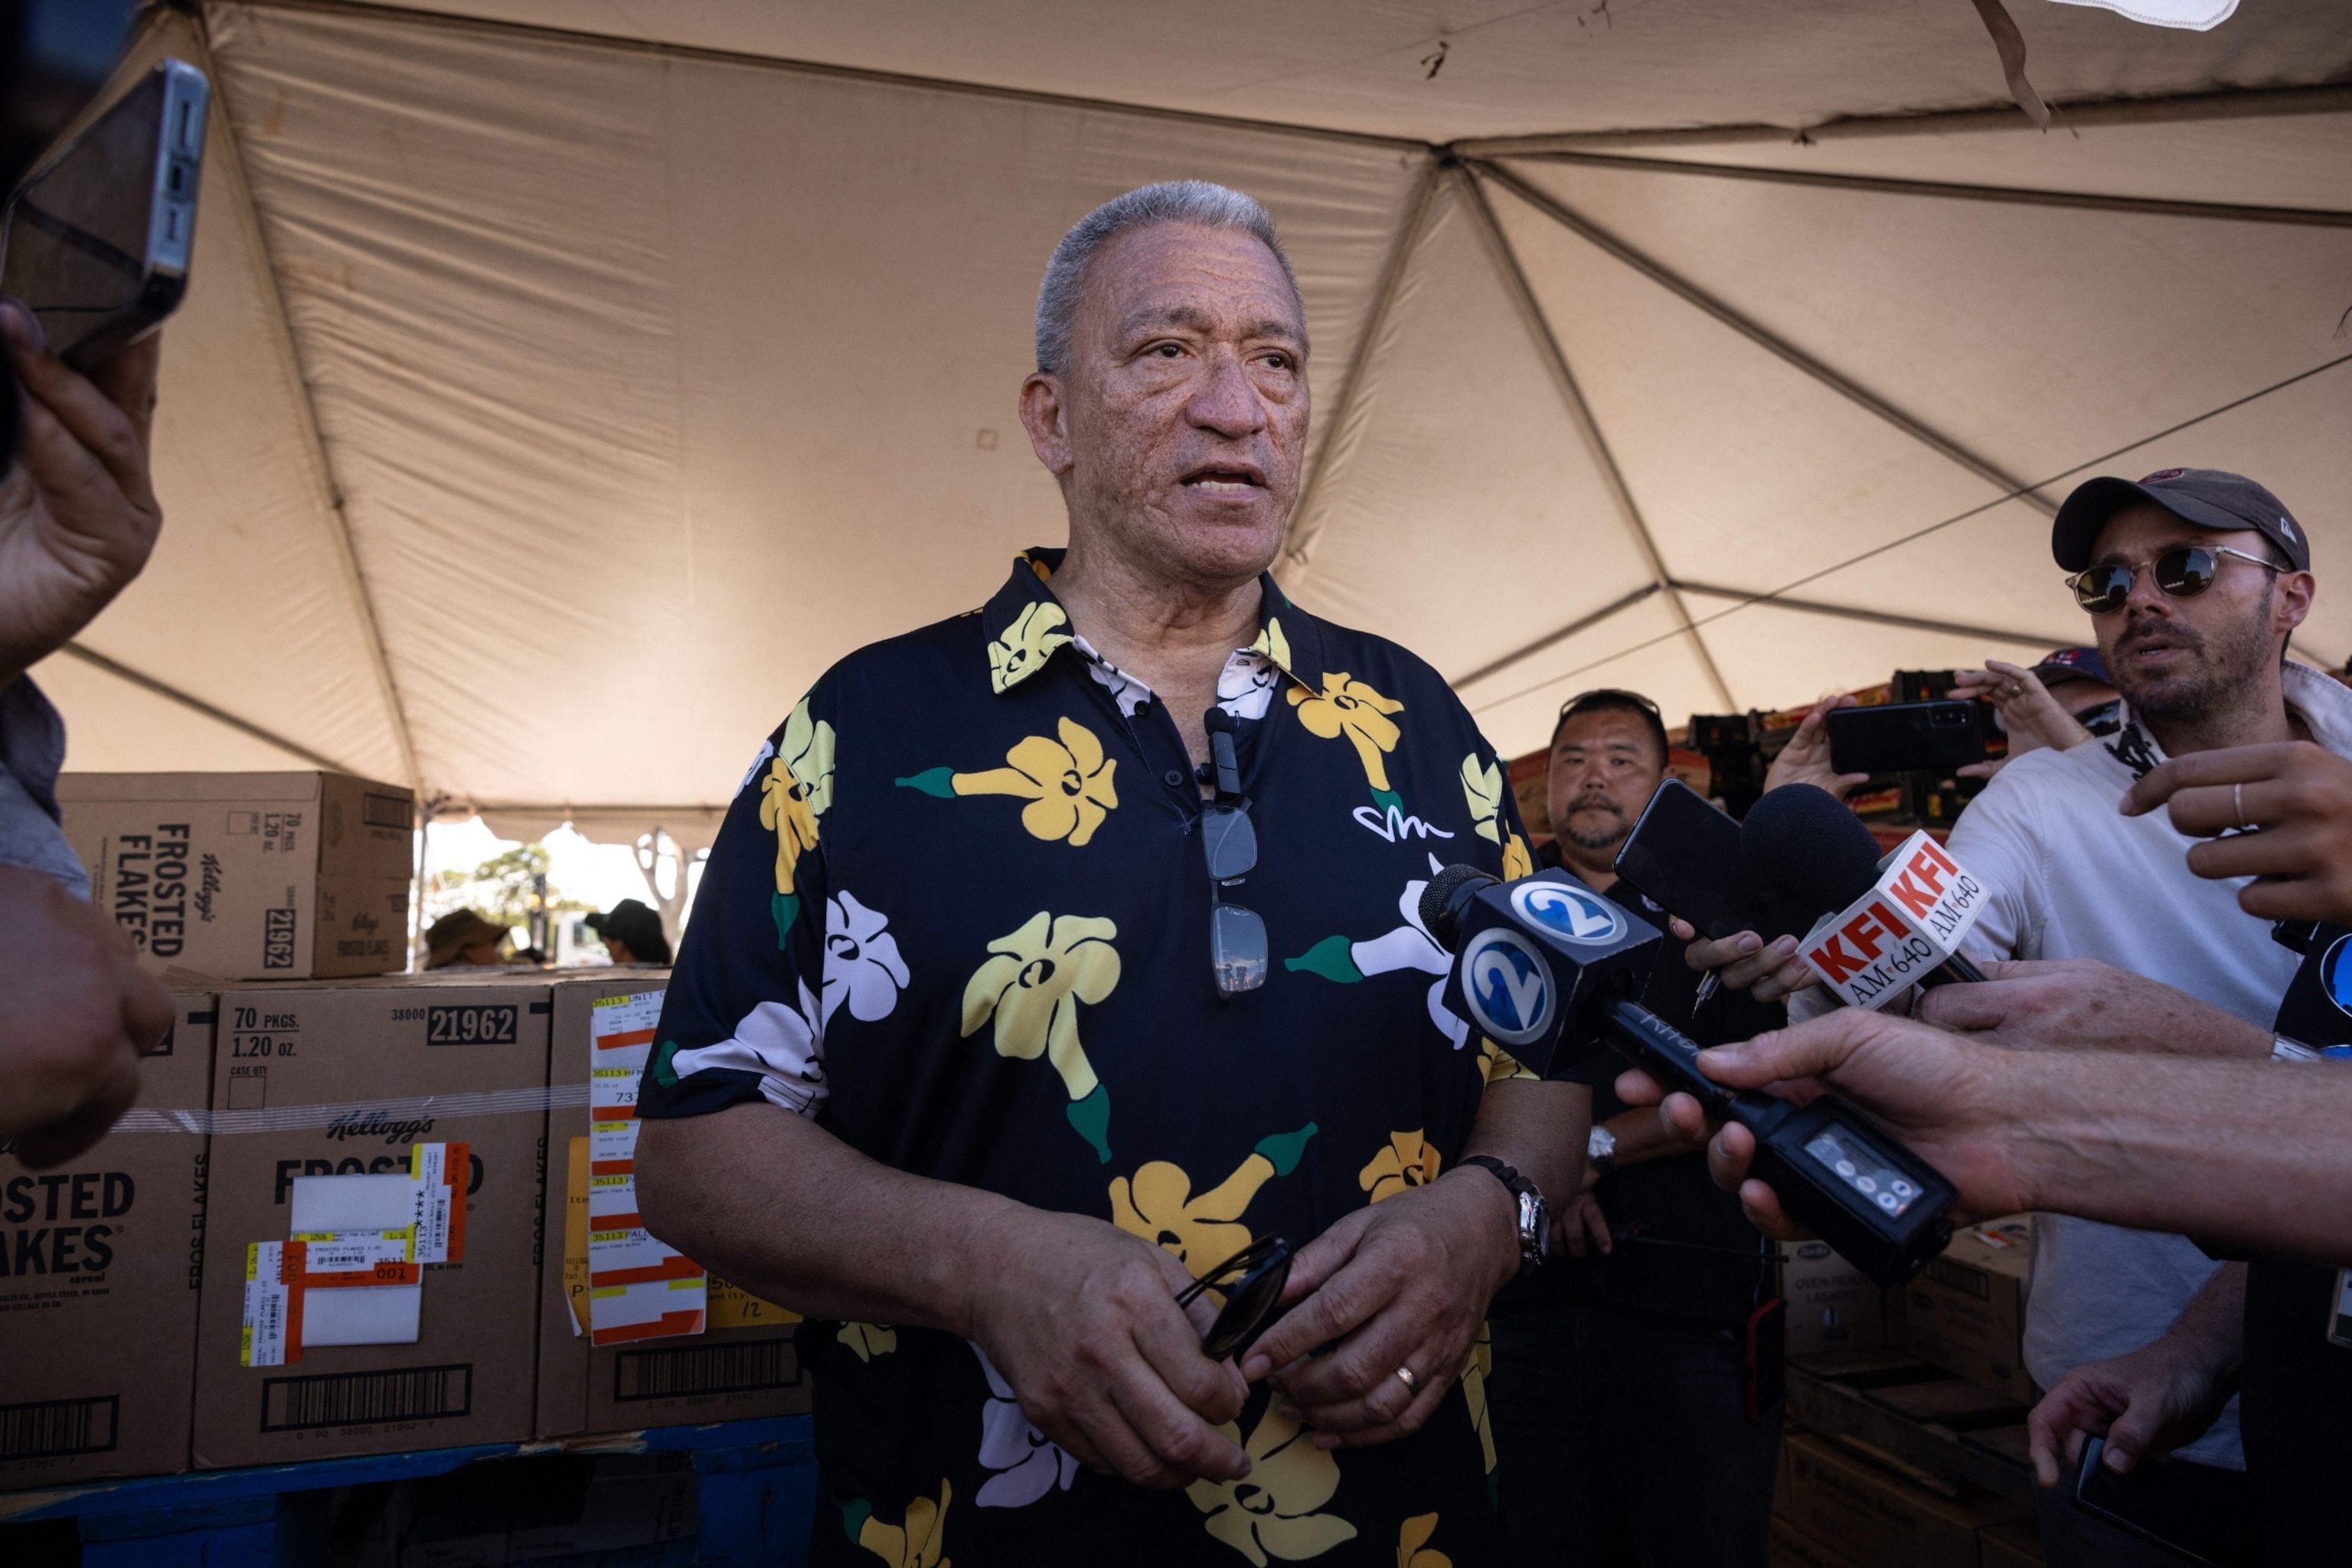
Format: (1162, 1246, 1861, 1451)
(2066, 544, 2279, 615)
(1176, 1235, 1293, 1361)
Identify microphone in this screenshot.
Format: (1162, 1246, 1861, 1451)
(1421, 864, 1956, 1285)
(1742, 786, 1988, 1008)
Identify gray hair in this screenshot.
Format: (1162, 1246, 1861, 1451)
(1034, 181, 1305, 374)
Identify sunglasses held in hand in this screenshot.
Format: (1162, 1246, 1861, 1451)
(1178, 1235, 1292, 1361)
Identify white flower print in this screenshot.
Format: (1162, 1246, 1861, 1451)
(972, 1343, 1078, 1508)
(1217, 650, 1280, 723)
(1351, 854, 1471, 1049)
(1071, 635, 1153, 717)
(737, 738, 777, 795)
(671, 980, 826, 1114)
(822, 891, 910, 1031)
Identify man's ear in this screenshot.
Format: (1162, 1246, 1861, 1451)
(2275, 569, 2316, 639)
(1020, 371, 1073, 478)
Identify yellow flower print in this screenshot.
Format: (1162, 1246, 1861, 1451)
(1461, 1320, 1496, 1474)
(760, 696, 836, 898)
(962, 913, 1121, 1161)
(1289, 672, 1404, 799)
(1478, 1037, 1537, 1086)
(1186, 1403, 1357, 1566)
(853, 1479, 951, 1568)
(1502, 831, 1534, 881)
(1459, 754, 1506, 846)
(988, 600, 1072, 694)
(839, 1321, 898, 1361)
(1359, 1130, 1441, 1204)
(1399, 1514, 1452, 1568)
(1251, 616, 1293, 674)
(1112, 1125, 1315, 1273)
(950, 717, 1119, 846)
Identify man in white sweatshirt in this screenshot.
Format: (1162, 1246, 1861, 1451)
(1693, 466, 2352, 1565)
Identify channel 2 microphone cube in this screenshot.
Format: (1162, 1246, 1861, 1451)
(1423, 864, 1958, 1286)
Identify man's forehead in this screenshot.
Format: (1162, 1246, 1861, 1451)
(1554, 714, 1654, 751)
(1086, 226, 1303, 337)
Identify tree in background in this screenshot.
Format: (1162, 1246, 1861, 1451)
(424, 842, 590, 953)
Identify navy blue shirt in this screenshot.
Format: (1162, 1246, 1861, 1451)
(640, 550, 1535, 1567)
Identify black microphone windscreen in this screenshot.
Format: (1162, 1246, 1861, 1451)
(1419, 864, 1494, 954)
(1741, 785, 1884, 919)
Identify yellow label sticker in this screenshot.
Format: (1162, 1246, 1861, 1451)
(564, 1136, 591, 1336)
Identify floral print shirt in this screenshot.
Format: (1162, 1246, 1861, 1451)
(640, 548, 1537, 1568)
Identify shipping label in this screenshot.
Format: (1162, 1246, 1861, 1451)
(241, 1241, 292, 1367)
(583, 989, 706, 1345)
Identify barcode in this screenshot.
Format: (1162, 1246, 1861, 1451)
(260, 1364, 472, 1430)
(614, 1338, 799, 1402)
(1924, 1258, 1991, 1300)
(0, 1396, 119, 1459)
(361, 792, 410, 831)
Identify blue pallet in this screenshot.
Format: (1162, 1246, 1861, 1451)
(0, 1416, 816, 1566)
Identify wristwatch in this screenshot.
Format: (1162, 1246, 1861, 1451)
(1586, 1124, 1619, 1180)
(1460, 1155, 1550, 1277)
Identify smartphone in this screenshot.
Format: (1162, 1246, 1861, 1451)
(1612, 779, 1809, 943)
(1825, 699, 1987, 776)
(2, 58, 207, 371)
(2074, 1436, 2252, 1566)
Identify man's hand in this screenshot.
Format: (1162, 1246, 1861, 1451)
(0, 303, 164, 688)
(1671, 920, 1816, 1004)
(965, 1206, 1250, 1489)
(2026, 1314, 2239, 1488)
(1613, 1009, 2028, 1237)
(1236, 1167, 1517, 1450)
(1555, 1187, 1612, 1259)
(1952, 661, 2091, 778)
(1760, 694, 1867, 800)
(1916, 958, 2269, 1058)
(2122, 741, 2352, 923)
(0, 864, 172, 1166)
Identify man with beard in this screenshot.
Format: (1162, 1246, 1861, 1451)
(1687, 468, 2352, 1565)
(1486, 690, 1786, 1568)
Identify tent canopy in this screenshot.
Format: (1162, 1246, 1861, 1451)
(38, 0, 2352, 841)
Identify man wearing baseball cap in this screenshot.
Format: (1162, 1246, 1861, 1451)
(1686, 465, 2351, 1563)
(1938, 467, 2347, 1563)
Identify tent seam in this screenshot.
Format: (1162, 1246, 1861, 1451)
(1455, 162, 1736, 711)
(192, 4, 425, 792)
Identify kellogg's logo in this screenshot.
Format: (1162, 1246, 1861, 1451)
(325, 1109, 436, 1145)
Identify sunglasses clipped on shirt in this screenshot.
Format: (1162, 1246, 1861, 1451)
(2065, 544, 2282, 616)
(1201, 707, 1267, 1000)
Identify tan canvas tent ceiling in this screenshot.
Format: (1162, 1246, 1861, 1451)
(34, 0, 2352, 847)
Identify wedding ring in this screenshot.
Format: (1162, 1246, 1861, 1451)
(1394, 1366, 1419, 1393)
(2235, 781, 2247, 831)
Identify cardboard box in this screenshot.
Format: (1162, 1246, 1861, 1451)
(1780, 1435, 2033, 1568)
(1903, 1217, 2035, 1403)
(536, 972, 810, 1439)
(1781, 1240, 1903, 1356)
(60, 771, 415, 979)
(1768, 1515, 1864, 1568)
(1981, 1517, 2045, 1568)
(0, 995, 213, 1488)
(192, 978, 550, 1468)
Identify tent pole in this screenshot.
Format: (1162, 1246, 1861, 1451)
(1279, 155, 1445, 578)
(1473, 158, 2061, 521)
(190, 5, 424, 793)
(1449, 583, 1663, 694)
(1459, 83, 2352, 157)
(1665, 580, 2073, 650)
(1493, 151, 2352, 230)
(55, 641, 364, 774)
(1455, 162, 1736, 710)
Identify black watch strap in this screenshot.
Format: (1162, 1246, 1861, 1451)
(1460, 1155, 1549, 1276)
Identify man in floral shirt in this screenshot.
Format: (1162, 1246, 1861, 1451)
(635, 181, 1588, 1567)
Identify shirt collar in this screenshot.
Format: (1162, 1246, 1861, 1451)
(979, 547, 1322, 697)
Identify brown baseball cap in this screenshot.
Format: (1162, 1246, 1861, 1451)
(2053, 467, 2308, 573)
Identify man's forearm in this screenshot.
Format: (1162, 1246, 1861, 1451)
(1464, 1078, 1588, 1223)
(635, 1102, 1024, 1333)
(2007, 1053, 2352, 1261)
(2166, 1263, 2247, 1385)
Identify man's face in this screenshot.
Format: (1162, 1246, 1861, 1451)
(1022, 223, 1308, 585)
(1546, 709, 1667, 855)
(2086, 503, 2305, 724)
